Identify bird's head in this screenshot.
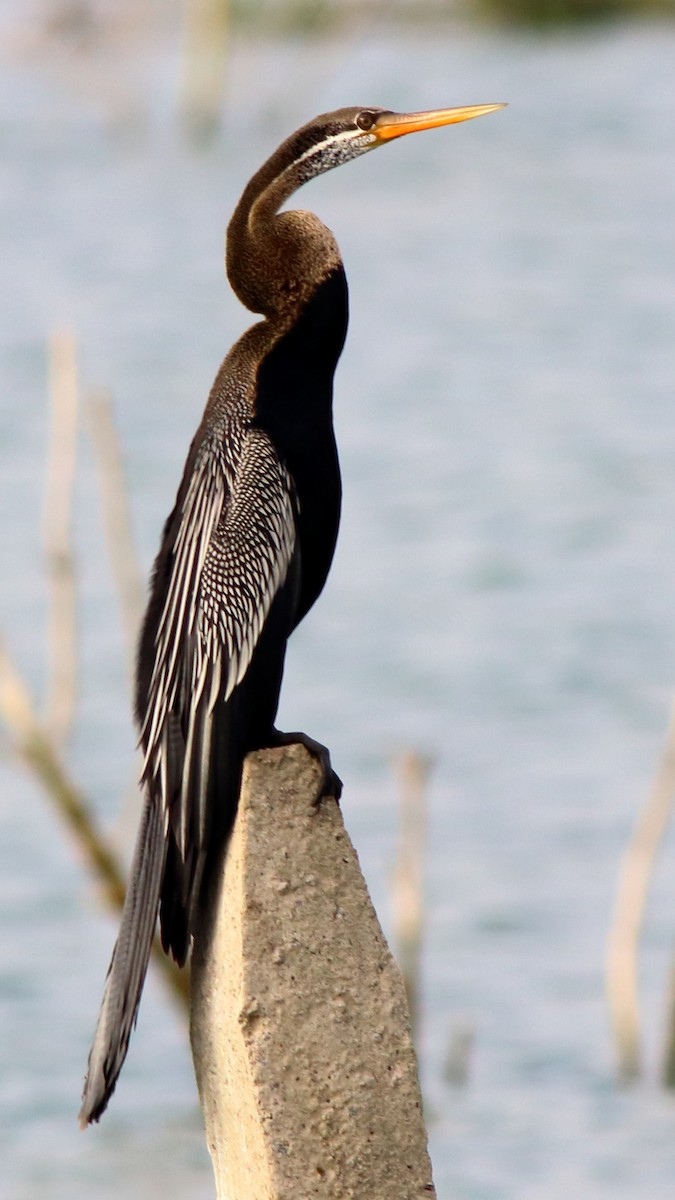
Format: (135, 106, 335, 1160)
(287, 103, 507, 181)
(228, 102, 506, 317)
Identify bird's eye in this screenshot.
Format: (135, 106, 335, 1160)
(356, 111, 377, 132)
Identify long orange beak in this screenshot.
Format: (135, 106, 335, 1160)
(373, 104, 506, 142)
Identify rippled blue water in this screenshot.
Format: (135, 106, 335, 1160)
(2, 12, 675, 1198)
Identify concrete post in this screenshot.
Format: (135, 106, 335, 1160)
(190, 743, 436, 1200)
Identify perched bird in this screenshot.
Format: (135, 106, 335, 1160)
(79, 101, 504, 1126)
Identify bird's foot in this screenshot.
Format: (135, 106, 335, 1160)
(270, 729, 342, 804)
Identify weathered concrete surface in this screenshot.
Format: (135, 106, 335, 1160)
(190, 743, 436, 1200)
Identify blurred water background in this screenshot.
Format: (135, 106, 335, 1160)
(2, 3, 675, 1197)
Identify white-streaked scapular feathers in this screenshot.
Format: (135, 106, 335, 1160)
(140, 427, 297, 856)
(79, 425, 298, 1125)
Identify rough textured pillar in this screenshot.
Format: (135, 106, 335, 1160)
(190, 743, 436, 1200)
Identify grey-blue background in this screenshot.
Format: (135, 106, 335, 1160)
(2, 8, 675, 1197)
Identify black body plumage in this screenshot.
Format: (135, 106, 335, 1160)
(80, 100, 504, 1126)
(79, 131, 351, 1123)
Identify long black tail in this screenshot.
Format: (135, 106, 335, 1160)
(79, 796, 167, 1127)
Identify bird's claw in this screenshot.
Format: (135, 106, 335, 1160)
(320, 764, 343, 805)
(270, 729, 342, 804)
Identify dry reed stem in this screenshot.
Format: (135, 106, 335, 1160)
(86, 390, 145, 682)
(443, 1019, 475, 1088)
(662, 958, 675, 1087)
(179, 0, 229, 139)
(606, 699, 675, 1082)
(43, 331, 79, 744)
(391, 749, 432, 1040)
(0, 634, 189, 1010)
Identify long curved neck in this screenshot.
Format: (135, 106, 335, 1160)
(226, 132, 343, 324)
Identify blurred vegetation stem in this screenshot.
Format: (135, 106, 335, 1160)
(392, 750, 432, 1040)
(0, 634, 188, 1011)
(180, 0, 229, 140)
(86, 390, 145, 686)
(606, 699, 675, 1083)
(43, 331, 79, 745)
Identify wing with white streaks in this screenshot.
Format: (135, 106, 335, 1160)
(197, 428, 297, 706)
(139, 426, 297, 904)
(139, 435, 229, 791)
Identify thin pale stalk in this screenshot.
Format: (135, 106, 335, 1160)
(606, 699, 675, 1081)
(179, 0, 229, 140)
(391, 749, 432, 1041)
(86, 390, 145, 684)
(662, 958, 675, 1087)
(43, 331, 79, 743)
